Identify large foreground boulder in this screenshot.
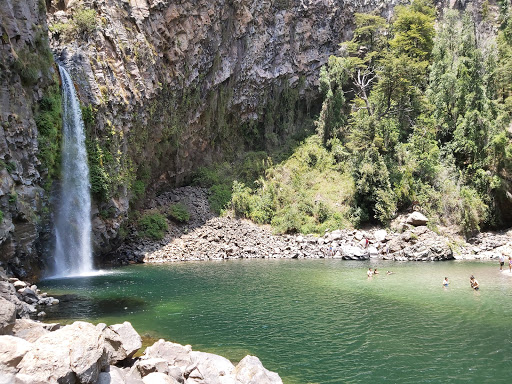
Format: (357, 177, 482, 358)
(187, 351, 236, 384)
(0, 315, 282, 384)
(98, 321, 142, 364)
(0, 297, 16, 335)
(234, 355, 283, 384)
(98, 365, 143, 384)
(12, 319, 60, 342)
(133, 339, 282, 384)
(0, 335, 32, 373)
(0, 335, 32, 384)
(16, 321, 109, 384)
(143, 372, 180, 384)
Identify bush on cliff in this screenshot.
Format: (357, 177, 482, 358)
(168, 203, 190, 223)
(35, 81, 62, 187)
(138, 212, 168, 240)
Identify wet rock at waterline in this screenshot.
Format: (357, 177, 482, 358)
(0, 268, 59, 321)
(0, 320, 283, 384)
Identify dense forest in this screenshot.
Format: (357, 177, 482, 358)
(194, 0, 512, 237)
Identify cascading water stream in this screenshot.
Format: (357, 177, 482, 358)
(50, 65, 94, 278)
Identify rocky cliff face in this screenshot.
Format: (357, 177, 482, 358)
(2, 0, 416, 276)
(0, 0, 57, 278)
(46, 0, 403, 259)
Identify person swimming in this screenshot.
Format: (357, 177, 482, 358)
(374, 268, 379, 275)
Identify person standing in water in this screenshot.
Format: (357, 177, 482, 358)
(470, 275, 479, 290)
(443, 277, 449, 287)
(509, 256, 512, 273)
(367, 268, 373, 277)
(499, 253, 505, 271)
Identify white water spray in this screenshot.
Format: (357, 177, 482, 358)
(50, 65, 94, 278)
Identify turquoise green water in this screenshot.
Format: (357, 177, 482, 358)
(40, 260, 512, 384)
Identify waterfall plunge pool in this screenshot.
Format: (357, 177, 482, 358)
(39, 259, 512, 384)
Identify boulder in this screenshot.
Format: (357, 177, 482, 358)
(144, 340, 193, 369)
(12, 319, 52, 342)
(0, 297, 16, 335)
(0, 281, 34, 318)
(187, 351, 235, 384)
(0, 335, 33, 371)
(18, 287, 39, 304)
(234, 355, 283, 384)
(142, 372, 179, 384)
(16, 321, 108, 384)
(136, 357, 170, 376)
(99, 321, 142, 363)
(330, 230, 343, 241)
(98, 365, 141, 384)
(406, 212, 429, 226)
(368, 246, 379, 257)
(13, 280, 27, 289)
(374, 229, 387, 242)
(340, 245, 368, 260)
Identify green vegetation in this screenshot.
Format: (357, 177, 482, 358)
(49, 6, 97, 41)
(0, 209, 3, 224)
(192, 0, 511, 237)
(232, 136, 354, 233)
(35, 80, 62, 188)
(84, 108, 136, 203)
(0, 160, 16, 173)
(8, 193, 17, 205)
(138, 212, 168, 240)
(12, 30, 53, 86)
(167, 203, 190, 223)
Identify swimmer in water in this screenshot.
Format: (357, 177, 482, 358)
(470, 275, 479, 290)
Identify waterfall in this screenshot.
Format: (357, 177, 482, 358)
(50, 65, 94, 278)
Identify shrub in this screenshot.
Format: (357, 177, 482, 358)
(271, 205, 305, 234)
(193, 166, 222, 187)
(131, 180, 146, 200)
(0, 210, 3, 224)
(49, 7, 97, 41)
(249, 190, 275, 224)
(87, 139, 110, 200)
(138, 212, 168, 240)
(73, 7, 97, 38)
(36, 82, 62, 186)
(168, 203, 190, 223)
(459, 186, 487, 236)
(231, 181, 253, 217)
(8, 193, 17, 204)
(209, 184, 232, 214)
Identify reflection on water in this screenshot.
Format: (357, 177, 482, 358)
(39, 259, 512, 384)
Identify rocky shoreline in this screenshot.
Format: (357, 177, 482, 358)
(0, 268, 282, 384)
(107, 187, 512, 266)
